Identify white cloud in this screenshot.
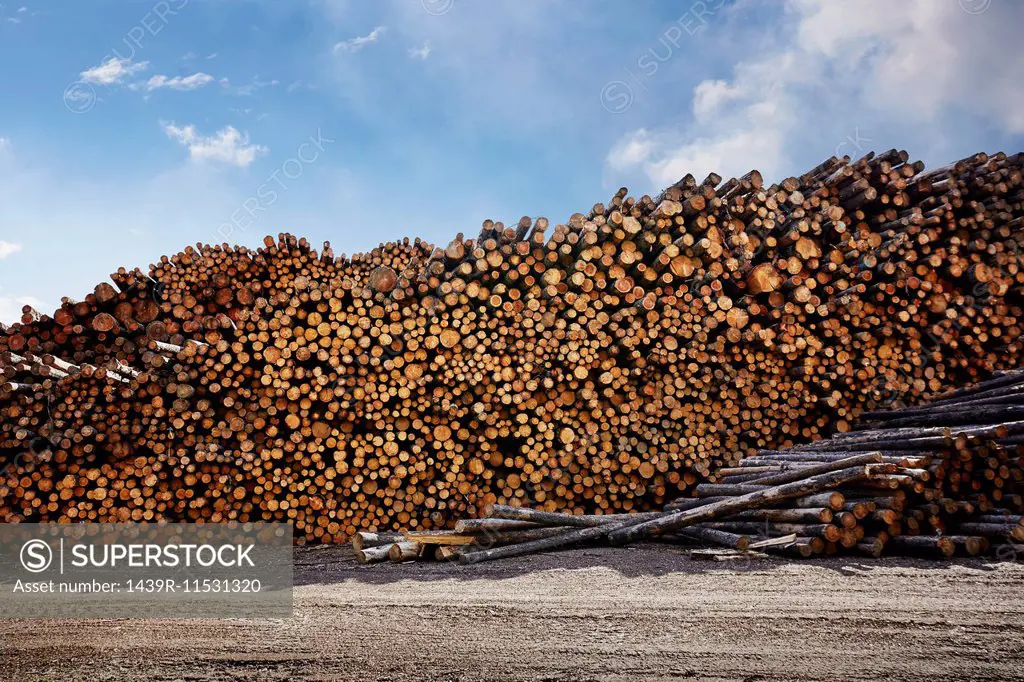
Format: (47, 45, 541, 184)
(206, 52, 218, 59)
(287, 79, 317, 93)
(607, 129, 654, 171)
(0, 137, 9, 155)
(81, 57, 149, 86)
(0, 241, 22, 259)
(607, 0, 1024, 190)
(692, 79, 742, 122)
(333, 26, 386, 54)
(138, 72, 215, 91)
(408, 41, 432, 60)
(222, 77, 280, 96)
(162, 122, 268, 167)
(6, 17, 21, 24)
(17, 6, 28, 12)
(792, 0, 1024, 133)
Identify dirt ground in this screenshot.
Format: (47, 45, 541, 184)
(2, 544, 1023, 681)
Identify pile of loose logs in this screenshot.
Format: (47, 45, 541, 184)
(2, 149, 1023, 544)
(363, 369, 1024, 564)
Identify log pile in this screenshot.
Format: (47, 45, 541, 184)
(1, 149, 1023, 543)
(364, 371, 1024, 563)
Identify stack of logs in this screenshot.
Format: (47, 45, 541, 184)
(359, 369, 1024, 564)
(2, 149, 1023, 543)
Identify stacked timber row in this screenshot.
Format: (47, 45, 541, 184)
(369, 371, 1024, 564)
(1, 149, 1023, 543)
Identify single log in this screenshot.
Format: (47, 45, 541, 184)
(885, 536, 956, 557)
(354, 545, 394, 564)
(352, 531, 405, 552)
(484, 504, 663, 528)
(457, 523, 622, 565)
(388, 541, 422, 562)
(950, 523, 1024, 542)
(674, 527, 750, 551)
(453, 518, 541, 533)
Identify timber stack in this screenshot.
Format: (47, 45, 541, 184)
(357, 370, 1024, 564)
(1, 149, 1023, 544)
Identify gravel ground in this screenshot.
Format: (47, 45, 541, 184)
(2, 544, 1023, 681)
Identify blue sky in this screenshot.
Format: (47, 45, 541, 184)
(0, 0, 1022, 322)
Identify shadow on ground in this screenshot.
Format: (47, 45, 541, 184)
(291, 541, 1016, 587)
